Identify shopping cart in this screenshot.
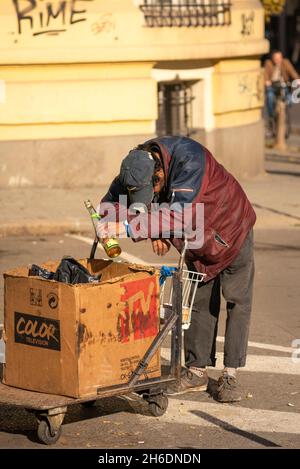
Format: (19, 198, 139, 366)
(160, 244, 206, 330)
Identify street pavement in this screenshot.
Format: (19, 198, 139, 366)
(0, 226, 299, 449)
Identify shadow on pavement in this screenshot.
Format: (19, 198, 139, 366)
(190, 409, 281, 448)
(252, 203, 300, 221)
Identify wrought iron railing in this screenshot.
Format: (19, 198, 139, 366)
(139, 0, 232, 28)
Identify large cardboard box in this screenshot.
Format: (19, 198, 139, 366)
(3, 259, 161, 398)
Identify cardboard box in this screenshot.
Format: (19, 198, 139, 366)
(3, 259, 161, 398)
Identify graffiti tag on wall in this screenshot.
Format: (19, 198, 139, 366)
(241, 11, 255, 36)
(91, 13, 115, 35)
(12, 0, 94, 36)
(238, 72, 263, 108)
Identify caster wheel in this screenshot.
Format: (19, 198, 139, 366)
(37, 419, 62, 445)
(81, 400, 97, 408)
(148, 394, 168, 417)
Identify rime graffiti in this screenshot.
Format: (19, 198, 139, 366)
(117, 277, 159, 343)
(241, 11, 255, 36)
(11, 0, 94, 36)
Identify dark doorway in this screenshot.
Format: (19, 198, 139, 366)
(156, 81, 195, 136)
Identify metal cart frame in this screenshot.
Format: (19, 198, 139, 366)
(0, 239, 186, 445)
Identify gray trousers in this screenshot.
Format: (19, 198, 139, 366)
(184, 229, 254, 369)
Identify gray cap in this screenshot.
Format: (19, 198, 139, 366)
(119, 149, 155, 206)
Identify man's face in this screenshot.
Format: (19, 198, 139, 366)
(153, 167, 165, 193)
(152, 152, 165, 194)
(273, 52, 283, 65)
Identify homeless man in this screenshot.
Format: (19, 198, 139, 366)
(96, 136, 256, 403)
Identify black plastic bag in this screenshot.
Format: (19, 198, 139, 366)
(53, 257, 100, 284)
(28, 257, 100, 284)
(28, 264, 55, 280)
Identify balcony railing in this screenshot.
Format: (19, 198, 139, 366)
(139, 1, 232, 28)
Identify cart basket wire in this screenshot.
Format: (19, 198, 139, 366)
(160, 266, 206, 330)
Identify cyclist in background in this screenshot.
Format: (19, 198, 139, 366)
(264, 50, 299, 120)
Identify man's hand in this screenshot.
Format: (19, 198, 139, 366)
(96, 221, 127, 239)
(151, 239, 171, 256)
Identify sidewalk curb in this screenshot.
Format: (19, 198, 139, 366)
(0, 220, 91, 238)
(265, 152, 300, 164)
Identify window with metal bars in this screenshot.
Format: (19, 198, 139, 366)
(156, 82, 195, 137)
(139, 0, 232, 27)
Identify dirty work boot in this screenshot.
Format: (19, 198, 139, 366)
(166, 367, 208, 395)
(217, 374, 241, 403)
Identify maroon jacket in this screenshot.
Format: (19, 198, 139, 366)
(102, 136, 256, 281)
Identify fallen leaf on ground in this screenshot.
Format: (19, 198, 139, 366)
(287, 402, 295, 407)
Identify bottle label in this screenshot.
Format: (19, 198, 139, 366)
(91, 213, 101, 220)
(105, 239, 119, 250)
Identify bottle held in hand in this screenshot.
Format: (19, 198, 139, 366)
(84, 200, 121, 259)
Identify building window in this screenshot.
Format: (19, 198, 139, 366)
(139, 0, 232, 28)
(157, 81, 195, 136)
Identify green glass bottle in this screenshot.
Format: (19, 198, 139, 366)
(84, 200, 121, 259)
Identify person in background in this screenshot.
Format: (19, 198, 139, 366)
(264, 50, 299, 119)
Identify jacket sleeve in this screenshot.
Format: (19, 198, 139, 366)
(264, 60, 272, 82)
(285, 59, 299, 81)
(98, 176, 128, 223)
(101, 176, 127, 203)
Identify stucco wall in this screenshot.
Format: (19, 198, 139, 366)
(0, 1, 268, 185)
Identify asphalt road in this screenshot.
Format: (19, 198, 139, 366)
(0, 226, 300, 449)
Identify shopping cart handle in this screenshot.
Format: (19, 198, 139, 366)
(159, 266, 177, 286)
(178, 238, 188, 272)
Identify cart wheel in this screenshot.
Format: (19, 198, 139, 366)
(148, 394, 168, 417)
(37, 419, 62, 445)
(81, 400, 97, 408)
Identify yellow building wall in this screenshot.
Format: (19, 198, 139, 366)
(0, 62, 157, 140)
(0, 1, 268, 64)
(0, 0, 268, 141)
(213, 59, 264, 128)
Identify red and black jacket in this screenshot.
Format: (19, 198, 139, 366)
(101, 136, 256, 281)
